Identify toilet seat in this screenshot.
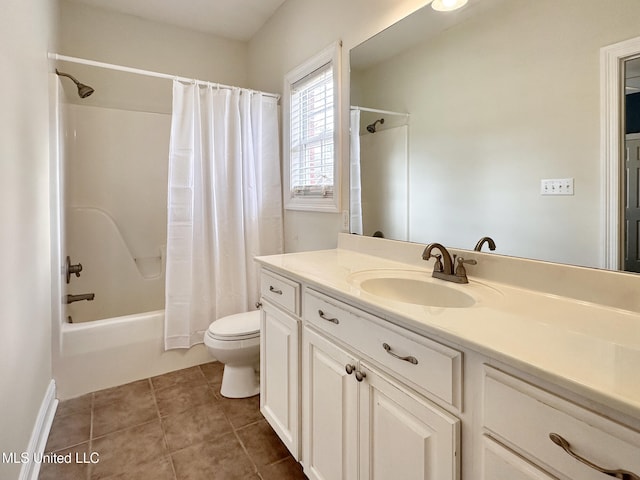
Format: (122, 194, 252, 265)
(207, 310, 260, 341)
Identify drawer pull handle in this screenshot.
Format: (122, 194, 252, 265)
(269, 285, 283, 295)
(345, 364, 355, 375)
(318, 309, 339, 324)
(382, 343, 419, 365)
(549, 433, 640, 480)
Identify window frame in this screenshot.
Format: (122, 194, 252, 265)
(283, 41, 342, 212)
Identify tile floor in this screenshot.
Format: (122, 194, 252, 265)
(39, 362, 306, 480)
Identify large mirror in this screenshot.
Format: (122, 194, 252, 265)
(349, 0, 640, 270)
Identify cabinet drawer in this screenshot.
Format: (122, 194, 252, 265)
(482, 436, 555, 480)
(260, 270, 300, 315)
(483, 366, 640, 480)
(304, 289, 462, 409)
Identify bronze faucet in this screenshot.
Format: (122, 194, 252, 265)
(474, 236, 496, 252)
(422, 243, 476, 284)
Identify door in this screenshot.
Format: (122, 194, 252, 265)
(625, 134, 640, 272)
(302, 326, 358, 480)
(260, 301, 300, 458)
(358, 362, 460, 480)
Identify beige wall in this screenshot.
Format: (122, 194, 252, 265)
(58, 0, 248, 86)
(248, 0, 430, 252)
(352, 0, 640, 267)
(0, 0, 57, 477)
(251, 0, 640, 263)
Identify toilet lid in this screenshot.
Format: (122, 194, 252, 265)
(208, 310, 260, 339)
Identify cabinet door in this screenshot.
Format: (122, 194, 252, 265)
(260, 302, 300, 459)
(302, 326, 358, 480)
(482, 436, 556, 480)
(359, 362, 460, 480)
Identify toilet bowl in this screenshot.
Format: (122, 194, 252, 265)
(204, 310, 261, 398)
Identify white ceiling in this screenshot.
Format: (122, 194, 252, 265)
(67, 0, 287, 41)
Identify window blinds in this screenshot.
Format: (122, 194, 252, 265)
(289, 62, 334, 198)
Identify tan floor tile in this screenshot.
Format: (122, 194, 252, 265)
(56, 394, 92, 418)
(151, 366, 207, 392)
(43, 366, 304, 480)
(259, 457, 307, 480)
(199, 361, 224, 387)
(218, 394, 262, 429)
(45, 410, 91, 452)
(236, 419, 289, 467)
(92, 392, 159, 438)
(90, 420, 167, 479)
(162, 399, 232, 452)
(171, 432, 255, 480)
(154, 382, 215, 417)
(93, 379, 153, 407)
(38, 442, 90, 480)
(101, 456, 175, 480)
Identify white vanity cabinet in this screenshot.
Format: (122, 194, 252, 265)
(301, 289, 460, 480)
(482, 366, 640, 480)
(259, 270, 301, 459)
(481, 436, 556, 480)
(257, 256, 640, 480)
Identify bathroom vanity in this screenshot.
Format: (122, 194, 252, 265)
(256, 234, 640, 480)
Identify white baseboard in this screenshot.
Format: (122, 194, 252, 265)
(19, 380, 58, 480)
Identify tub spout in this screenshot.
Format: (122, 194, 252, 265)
(66, 293, 95, 304)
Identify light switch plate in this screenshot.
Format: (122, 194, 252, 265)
(540, 178, 574, 196)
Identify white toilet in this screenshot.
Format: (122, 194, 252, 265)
(204, 310, 261, 398)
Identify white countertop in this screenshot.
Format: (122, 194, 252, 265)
(256, 245, 640, 422)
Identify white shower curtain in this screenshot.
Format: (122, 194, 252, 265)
(165, 81, 283, 350)
(350, 109, 363, 235)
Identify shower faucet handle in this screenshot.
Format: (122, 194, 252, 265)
(65, 256, 83, 284)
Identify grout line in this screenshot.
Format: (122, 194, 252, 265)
(87, 393, 95, 480)
(148, 377, 179, 480)
(231, 425, 261, 477)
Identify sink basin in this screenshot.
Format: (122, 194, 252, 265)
(347, 269, 483, 308)
(359, 277, 475, 308)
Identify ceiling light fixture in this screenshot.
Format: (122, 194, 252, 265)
(431, 0, 469, 12)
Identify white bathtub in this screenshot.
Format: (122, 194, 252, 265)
(55, 309, 211, 399)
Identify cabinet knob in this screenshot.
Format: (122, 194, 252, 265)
(355, 370, 366, 382)
(345, 364, 355, 375)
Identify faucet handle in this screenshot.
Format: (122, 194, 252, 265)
(455, 257, 477, 278)
(431, 254, 444, 272)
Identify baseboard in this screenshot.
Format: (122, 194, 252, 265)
(19, 380, 58, 480)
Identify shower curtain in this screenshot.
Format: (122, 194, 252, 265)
(165, 81, 283, 350)
(350, 109, 363, 235)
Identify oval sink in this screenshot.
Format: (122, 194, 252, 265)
(346, 269, 496, 308)
(359, 276, 476, 308)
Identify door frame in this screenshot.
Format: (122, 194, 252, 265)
(601, 35, 640, 269)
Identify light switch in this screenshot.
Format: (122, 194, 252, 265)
(540, 178, 574, 196)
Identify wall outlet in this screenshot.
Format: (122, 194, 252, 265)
(540, 178, 574, 196)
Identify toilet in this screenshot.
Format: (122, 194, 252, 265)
(204, 310, 261, 398)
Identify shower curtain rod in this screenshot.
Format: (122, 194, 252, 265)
(49, 53, 281, 101)
(351, 106, 409, 117)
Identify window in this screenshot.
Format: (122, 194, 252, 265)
(284, 42, 341, 212)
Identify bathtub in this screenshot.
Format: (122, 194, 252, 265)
(55, 309, 211, 400)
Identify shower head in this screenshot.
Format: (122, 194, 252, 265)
(55, 69, 95, 98)
(366, 118, 384, 133)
